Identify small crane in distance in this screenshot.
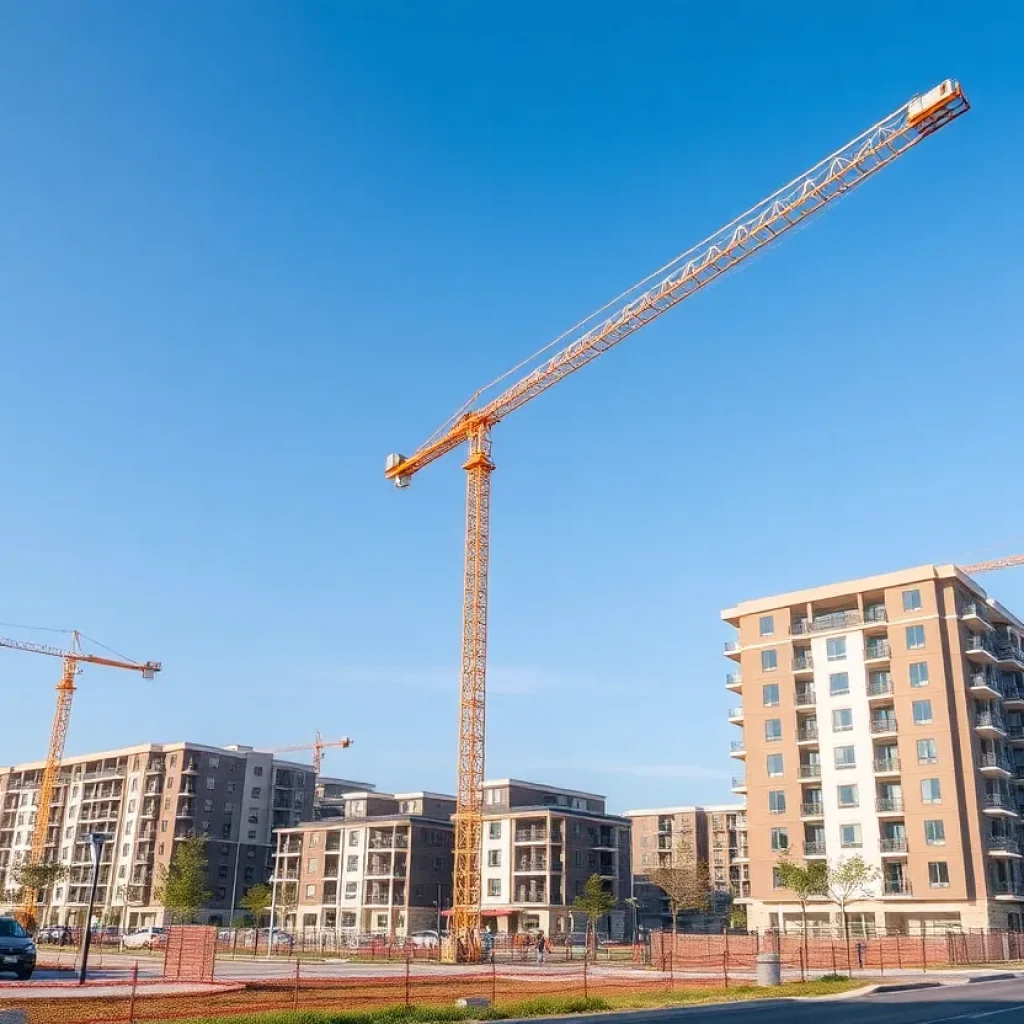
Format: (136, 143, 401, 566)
(0, 630, 161, 921)
(271, 732, 353, 776)
(962, 556, 1024, 576)
(385, 80, 970, 961)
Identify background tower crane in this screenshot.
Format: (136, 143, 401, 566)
(0, 630, 161, 919)
(271, 732, 354, 775)
(962, 556, 1024, 575)
(385, 80, 969, 960)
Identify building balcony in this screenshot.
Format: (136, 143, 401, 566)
(987, 836, 1022, 857)
(867, 676, 895, 699)
(976, 712, 1008, 739)
(724, 640, 741, 659)
(725, 672, 742, 692)
(514, 827, 548, 844)
(969, 669, 1004, 699)
(803, 841, 827, 857)
(960, 601, 993, 630)
(980, 753, 1014, 778)
(727, 706, 744, 725)
(874, 756, 902, 776)
(870, 716, 899, 736)
(795, 689, 816, 708)
(180, 761, 199, 775)
(864, 604, 889, 625)
(865, 640, 892, 663)
(965, 634, 999, 664)
(995, 641, 1024, 669)
(515, 859, 548, 873)
(993, 880, 1024, 900)
(731, 777, 747, 794)
(798, 763, 822, 779)
(880, 838, 909, 855)
(883, 879, 913, 896)
(729, 739, 746, 759)
(793, 654, 814, 674)
(800, 802, 825, 819)
(1005, 687, 1024, 710)
(796, 723, 819, 744)
(1007, 725, 1024, 744)
(730, 881, 751, 900)
(876, 798, 905, 815)
(730, 846, 749, 862)
(812, 610, 861, 632)
(983, 793, 1018, 817)
(514, 891, 548, 904)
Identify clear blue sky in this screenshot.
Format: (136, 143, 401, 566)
(1, 4, 1021, 813)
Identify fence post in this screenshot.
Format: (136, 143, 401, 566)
(128, 961, 139, 1024)
(668, 948, 674, 990)
(722, 950, 728, 989)
(896, 933, 902, 969)
(831, 943, 837, 975)
(293, 958, 300, 1010)
(921, 931, 927, 974)
(583, 955, 589, 999)
(799, 945, 805, 984)
(405, 951, 411, 1007)
(491, 953, 497, 1006)
(879, 938, 884, 977)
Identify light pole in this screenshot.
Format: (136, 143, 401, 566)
(625, 897, 641, 945)
(78, 832, 108, 985)
(266, 837, 279, 961)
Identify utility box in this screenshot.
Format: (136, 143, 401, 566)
(756, 952, 782, 987)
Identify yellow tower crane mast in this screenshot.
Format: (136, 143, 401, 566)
(385, 80, 969, 960)
(0, 631, 161, 920)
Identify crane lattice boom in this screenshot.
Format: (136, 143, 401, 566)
(962, 555, 1024, 575)
(385, 80, 969, 961)
(271, 733, 353, 775)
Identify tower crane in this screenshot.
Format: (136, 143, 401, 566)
(962, 556, 1024, 575)
(0, 631, 161, 919)
(385, 80, 969, 960)
(270, 732, 353, 776)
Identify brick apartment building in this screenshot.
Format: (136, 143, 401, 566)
(276, 779, 632, 939)
(0, 742, 315, 928)
(723, 564, 1024, 934)
(626, 804, 746, 932)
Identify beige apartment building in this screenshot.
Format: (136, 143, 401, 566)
(0, 742, 315, 928)
(627, 804, 746, 932)
(277, 779, 633, 939)
(723, 564, 1024, 934)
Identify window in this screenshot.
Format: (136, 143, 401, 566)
(760, 615, 775, 637)
(840, 824, 863, 848)
(906, 625, 926, 650)
(925, 820, 946, 846)
(922, 779, 942, 804)
(826, 637, 847, 662)
(913, 700, 933, 725)
(204, 799, 214, 813)
(488, 822, 501, 839)
(227, 781, 236, 794)
(487, 878, 501, 896)
(349, 832, 359, 846)
(837, 785, 859, 808)
(910, 662, 929, 687)
(917, 739, 938, 764)
(768, 791, 786, 815)
(487, 850, 501, 867)
(344, 882, 357, 898)
(224, 802, 235, 814)
(251, 787, 262, 799)
(766, 754, 784, 778)
(128, 800, 136, 813)
(574, 851, 583, 867)
(770, 828, 788, 852)
(206, 777, 216, 790)
(829, 672, 850, 696)
(307, 858, 317, 872)
(305, 884, 315, 898)
(765, 718, 782, 742)
(247, 830, 257, 840)
(434, 856, 443, 870)
(835, 746, 856, 770)
(903, 589, 922, 612)
(832, 708, 854, 732)
(253, 765, 264, 777)
(346, 855, 358, 872)
(762, 649, 778, 672)
(772, 867, 784, 889)
(209, 756, 220, 769)
(762, 684, 780, 707)
(928, 862, 950, 888)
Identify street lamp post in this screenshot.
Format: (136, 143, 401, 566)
(78, 832, 108, 985)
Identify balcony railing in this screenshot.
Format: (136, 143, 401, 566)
(874, 756, 902, 773)
(876, 798, 904, 813)
(1007, 725, 1024, 741)
(731, 776, 746, 789)
(795, 689, 816, 707)
(970, 669, 1003, 693)
(797, 723, 819, 742)
(884, 878, 913, 895)
(515, 828, 548, 843)
(793, 654, 814, 672)
(870, 717, 898, 734)
(801, 802, 824, 816)
(966, 634, 997, 657)
(865, 640, 891, 660)
(516, 859, 548, 872)
(798, 764, 821, 779)
(812, 610, 861, 632)
(867, 676, 894, 697)
(724, 640, 741, 653)
(803, 841, 826, 856)
(729, 739, 746, 752)
(987, 836, 1021, 855)
(976, 712, 1007, 732)
(961, 601, 992, 626)
(980, 753, 1013, 772)
(725, 672, 742, 687)
(864, 605, 888, 624)
(880, 837, 908, 853)
(984, 792, 1014, 810)
(727, 706, 743, 719)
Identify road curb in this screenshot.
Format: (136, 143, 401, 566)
(967, 972, 1017, 983)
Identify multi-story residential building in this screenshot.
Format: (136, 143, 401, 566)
(272, 790, 456, 935)
(480, 780, 631, 939)
(723, 564, 1024, 934)
(626, 804, 746, 932)
(0, 742, 315, 929)
(278, 779, 633, 939)
(314, 777, 378, 820)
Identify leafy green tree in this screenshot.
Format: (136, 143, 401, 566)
(154, 834, 212, 923)
(647, 838, 711, 940)
(826, 855, 880, 950)
(240, 883, 273, 925)
(572, 874, 617, 953)
(775, 854, 828, 958)
(9, 860, 67, 896)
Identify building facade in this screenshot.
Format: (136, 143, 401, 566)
(0, 742, 315, 928)
(626, 804, 746, 932)
(723, 564, 1024, 934)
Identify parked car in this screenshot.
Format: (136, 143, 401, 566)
(122, 926, 166, 950)
(36, 924, 73, 946)
(0, 916, 37, 980)
(409, 930, 439, 948)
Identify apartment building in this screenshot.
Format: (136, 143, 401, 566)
(723, 564, 1024, 934)
(314, 777, 378, 820)
(278, 779, 632, 939)
(480, 780, 631, 939)
(626, 804, 746, 932)
(272, 790, 456, 935)
(0, 742, 315, 929)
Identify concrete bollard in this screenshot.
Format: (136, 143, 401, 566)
(756, 952, 782, 987)
(457, 997, 490, 1008)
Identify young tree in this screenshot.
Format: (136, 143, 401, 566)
(9, 860, 67, 897)
(775, 854, 828, 959)
(154, 834, 212, 924)
(647, 838, 711, 940)
(571, 874, 617, 953)
(240, 883, 273, 926)
(826, 855, 880, 951)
